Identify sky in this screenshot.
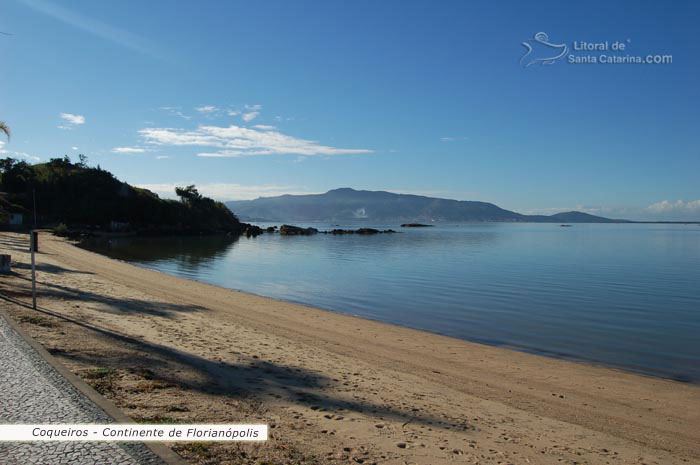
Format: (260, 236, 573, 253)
(1, 0, 699, 220)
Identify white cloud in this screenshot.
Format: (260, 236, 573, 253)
(0, 141, 40, 161)
(242, 111, 259, 122)
(253, 124, 276, 130)
(155, 155, 170, 159)
(241, 104, 263, 122)
(58, 112, 85, 129)
(195, 105, 218, 113)
(526, 200, 700, 221)
(440, 137, 455, 142)
(135, 182, 318, 201)
(227, 110, 240, 116)
(646, 199, 700, 213)
(139, 124, 372, 157)
(71, 146, 78, 150)
(111, 146, 148, 153)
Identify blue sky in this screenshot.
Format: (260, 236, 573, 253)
(1, 0, 698, 220)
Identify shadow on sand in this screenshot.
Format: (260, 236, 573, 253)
(0, 290, 467, 432)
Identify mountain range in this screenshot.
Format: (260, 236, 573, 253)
(226, 188, 628, 223)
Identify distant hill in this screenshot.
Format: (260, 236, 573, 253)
(0, 156, 248, 234)
(226, 188, 628, 223)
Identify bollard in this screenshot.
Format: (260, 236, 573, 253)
(31, 231, 39, 252)
(0, 254, 10, 273)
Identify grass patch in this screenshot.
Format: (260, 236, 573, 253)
(132, 414, 179, 424)
(18, 315, 55, 327)
(174, 442, 213, 459)
(81, 367, 116, 396)
(83, 367, 114, 379)
(128, 380, 173, 393)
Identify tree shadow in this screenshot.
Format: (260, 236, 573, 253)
(0, 293, 467, 432)
(12, 262, 95, 275)
(9, 274, 208, 319)
(0, 233, 30, 253)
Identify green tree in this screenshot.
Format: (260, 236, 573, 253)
(175, 185, 203, 203)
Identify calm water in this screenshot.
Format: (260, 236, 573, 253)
(81, 223, 700, 382)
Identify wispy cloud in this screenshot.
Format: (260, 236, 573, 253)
(253, 124, 276, 131)
(111, 146, 148, 153)
(139, 124, 372, 157)
(647, 199, 700, 215)
(440, 136, 468, 143)
(195, 105, 218, 113)
(58, 112, 85, 129)
(0, 142, 40, 161)
(241, 104, 262, 122)
(155, 155, 170, 160)
(135, 182, 318, 201)
(160, 107, 191, 120)
(241, 112, 260, 122)
(17, 0, 165, 60)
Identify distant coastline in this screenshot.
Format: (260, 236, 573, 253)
(227, 188, 699, 224)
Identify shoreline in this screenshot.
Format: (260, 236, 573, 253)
(102, 258, 700, 385)
(1, 231, 699, 464)
(79, 232, 699, 385)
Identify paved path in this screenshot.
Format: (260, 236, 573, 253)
(0, 313, 167, 465)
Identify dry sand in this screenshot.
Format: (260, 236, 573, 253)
(1, 231, 698, 465)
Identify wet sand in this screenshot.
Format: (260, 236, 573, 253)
(1, 231, 698, 465)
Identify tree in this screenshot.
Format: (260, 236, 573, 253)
(175, 185, 203, 203)
(78, 154, 88, 168)
(0, 121, 9, 140)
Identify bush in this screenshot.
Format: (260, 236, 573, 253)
(53, 223, 68, 236)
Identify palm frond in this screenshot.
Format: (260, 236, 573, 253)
(0, 121, 9, 140)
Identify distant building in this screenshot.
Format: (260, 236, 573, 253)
(9, 213, 23, 225)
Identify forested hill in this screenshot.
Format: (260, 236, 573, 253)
(0, 156, 246, 234)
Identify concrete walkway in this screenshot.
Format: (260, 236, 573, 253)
(0, 313, 168, 465)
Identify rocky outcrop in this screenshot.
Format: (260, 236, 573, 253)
(325, 228, 397, 235)
(279, 224, 319, 236)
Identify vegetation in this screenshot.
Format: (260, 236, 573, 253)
(0, 155, 248, 234)
(0, 121, 9, 140)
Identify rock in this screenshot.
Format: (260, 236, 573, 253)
(324, 228, 398, 235)
(279, 224, 319, 236)
(400, 223, 433, 227)
(243, 224, 264, 237)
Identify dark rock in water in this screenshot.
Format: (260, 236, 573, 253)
(279, 224, 319, 236)
(266, 226, 277, 233)
(325, 228, 398, 235)
(560, 224, 573, 228)
(244, 224, 264, 237)
(400, 223, 433, 227)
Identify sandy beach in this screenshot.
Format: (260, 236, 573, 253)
(1, 231, 698, 465)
